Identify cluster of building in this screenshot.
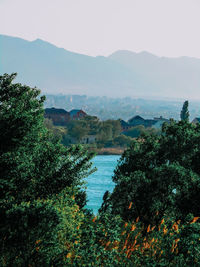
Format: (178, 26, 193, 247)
(120, 115, 169, 131)
(45, 107, 200, 144)
(44, 108, 87, 125)
(45, 108, 170, 130)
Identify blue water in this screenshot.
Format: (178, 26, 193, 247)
(85, 155, 120, 214)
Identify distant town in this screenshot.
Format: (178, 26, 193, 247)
(44, 106, 200, 154)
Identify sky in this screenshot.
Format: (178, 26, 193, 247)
(0, 0, 200, 58)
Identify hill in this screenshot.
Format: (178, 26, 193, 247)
(1, 34, 200, 99)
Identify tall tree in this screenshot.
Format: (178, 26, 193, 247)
(180, 100, 189, 121)
(0, 73, 94, 265)
(101, 119, 200, 225)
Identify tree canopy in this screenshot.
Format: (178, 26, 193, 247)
(101, 119, 200, 225)
(180, 100, 189, 121)
(0, 73, 94, 265)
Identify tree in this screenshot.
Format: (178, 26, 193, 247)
(113, 134, 133, 147)
(0, 73, 94, 265)
(67, 120, 89, 142)
(124, 125, 145, 138)
(44, 118, 67, 140)
(101, 119, 200, 225)
(180, 100, 189, 121)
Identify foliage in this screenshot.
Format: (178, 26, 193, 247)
(44, 118, 67, 140)
(124, 125, 160, 138)
(1, 75, 200, 266)
(0, 73, 94, 265)
(55, 211, 200, 266)
(180, 100, 189, 121)
(62, 117, 122, 148)
(101, 119, 200, 225)
(113, 134, 133, 147)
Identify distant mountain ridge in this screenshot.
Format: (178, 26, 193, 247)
(1, 34, 200, 99)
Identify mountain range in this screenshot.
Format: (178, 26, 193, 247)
(1, 34, 200, 99)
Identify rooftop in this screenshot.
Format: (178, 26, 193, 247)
(45, 107, 69, 114)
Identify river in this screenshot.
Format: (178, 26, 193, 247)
(85, 155, 120, 214)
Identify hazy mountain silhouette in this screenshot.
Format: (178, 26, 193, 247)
(1, 34, 200, 99)
(109, 50, 200, 99)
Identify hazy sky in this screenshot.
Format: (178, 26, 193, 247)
(0, 0, 200, 58)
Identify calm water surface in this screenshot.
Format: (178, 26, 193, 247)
(85, 155, 120, 214)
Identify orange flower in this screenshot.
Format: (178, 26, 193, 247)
(172, 223, 178, 232)
(153, 250, 157, 256)
(124, 222, 128, 228)
(66, 252, 72, 258)
(121, 231, 126, 236)
(132, 239, 137, 247)
(92, 216, 97, 222)
(143, 241, 150, 249)
(124, 239, 128, 248)
(147, 224, 151, 233)
(160, 218, 165, 225)
(135, 233, 141, 239)
(151, 238, 155, 243)
(128, 202, 133, 209)
(163, 227, 168, 235)
(131, 225, 136, 231)
(105, 241, 111, 248)
(136, 217, 139, 223)
(190, 217, 199, 224)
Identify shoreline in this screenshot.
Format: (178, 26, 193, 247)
(95, 147, 125, 155)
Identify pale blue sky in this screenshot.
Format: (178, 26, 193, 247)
(0, 0, 200, 58)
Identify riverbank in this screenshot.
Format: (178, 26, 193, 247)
(96, 147, 125, 155)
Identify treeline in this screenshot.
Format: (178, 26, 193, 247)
(1, 74, 200, 266)
(45, 115, 159, 151)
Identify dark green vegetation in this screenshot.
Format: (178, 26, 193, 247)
(46, 115, 135, 151)
(45, 115, 160, 152)
(180, 100, 189, 121)
(0, 74, 94, 265)
(103, 119, 200, 224)
(1, 74, 200, 266)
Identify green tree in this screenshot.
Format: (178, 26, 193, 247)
(44, 117, 67, 140)
(124, 125, 145, 138)
(113, 134, 133, 147)
(180, 100, 189, 121)
(67, 120, 89, 142)
(101, 120, 200, 225)
(0, 73, 94, 265)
